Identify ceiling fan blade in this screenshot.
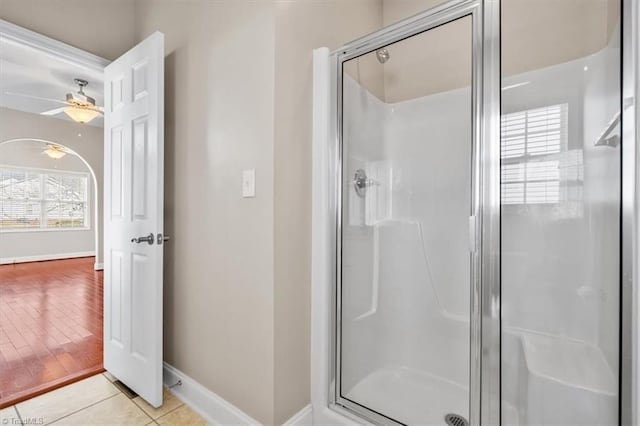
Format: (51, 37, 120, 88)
(41, 107, 66, 116)
(4, 91, 69, 105)
(86, 106, 104, 115)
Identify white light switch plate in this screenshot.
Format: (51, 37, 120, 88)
(242, 169, 256, 198)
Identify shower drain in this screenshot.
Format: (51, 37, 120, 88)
(444, 413, 469, 426)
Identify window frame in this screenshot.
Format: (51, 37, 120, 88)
(0, 164, 91, 233)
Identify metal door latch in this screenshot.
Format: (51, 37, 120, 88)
(131, 233, 155, 245)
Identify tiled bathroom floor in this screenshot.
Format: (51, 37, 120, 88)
(0, 372, 208, 425)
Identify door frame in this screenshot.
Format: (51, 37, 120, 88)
(327, 0, 499, 424)
(0, 20, 170, 409)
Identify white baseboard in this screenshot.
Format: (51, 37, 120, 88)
(162, 363, 313, 425)
(283, 404, 313, 426)
(0, 251, 95, 265)
(162, 362, 262, 425)
(94, 262, 104, 270)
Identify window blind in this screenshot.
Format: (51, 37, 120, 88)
(501, 104, 568, 205)
(0, 166, 89, 230)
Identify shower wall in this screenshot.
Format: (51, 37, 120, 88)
(341, 75, 386, 392)
(384, 87, 472, 319)
(500, 50, 621, 347)
(341, 73, 472, 392)
(499, 47, 620, 426)
(583, 33, 621, 371)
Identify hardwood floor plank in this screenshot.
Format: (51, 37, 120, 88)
(0, 257, 103, 409)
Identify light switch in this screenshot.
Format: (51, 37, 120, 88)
(242, 169, 256, 198)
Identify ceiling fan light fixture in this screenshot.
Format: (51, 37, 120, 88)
(66, 92, 96, 107)
(64, 106, 100, 124)
(43, 145, 67, 159)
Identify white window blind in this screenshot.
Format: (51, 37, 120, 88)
(0, 166, 89, 231)
(501, 104, 568, 205)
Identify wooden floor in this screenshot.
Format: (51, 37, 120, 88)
(0, 257, 104, 409)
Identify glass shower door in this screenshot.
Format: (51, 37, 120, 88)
(500, 1, 622, 425)
(336, 14, 475, 425)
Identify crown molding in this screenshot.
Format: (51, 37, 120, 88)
(0, 19, 110, 72)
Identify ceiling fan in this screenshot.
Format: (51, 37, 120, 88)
(42, 144, 68, 159)
(5, 78, 103, 124)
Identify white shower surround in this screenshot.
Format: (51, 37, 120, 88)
(311, 34, 626, 423)
(339, 67, 473, 425)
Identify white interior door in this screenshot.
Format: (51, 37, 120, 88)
(103, 32, 164, 408)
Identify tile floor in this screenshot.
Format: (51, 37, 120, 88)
(0, 257, 104, 407)
(0, 372, 209, 425)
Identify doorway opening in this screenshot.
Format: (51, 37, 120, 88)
(1, 18, 167, 412)
(0, 138, 104, 408)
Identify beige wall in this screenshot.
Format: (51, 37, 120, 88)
(382, 14, 471, 102)
(502, 0, 619, 77)
(273, 1, 382, 423)
(382, 0, 450, 23)
(377, 0, 619, 100)
(0, 0, 135, 60)
(0, 139, 96, 261)
(134, 1, 277, 423)
(343, 51, 386, 100)
(0, 107, 104, 263)
(134, 1, 383, 423)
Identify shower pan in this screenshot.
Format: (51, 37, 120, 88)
(311, 0, 638, 425)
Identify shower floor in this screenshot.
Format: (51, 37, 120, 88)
(345, 366, 468, 425)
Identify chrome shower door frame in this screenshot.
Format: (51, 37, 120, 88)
(328, 0, 501, 424)
(621, 0, 639, 424)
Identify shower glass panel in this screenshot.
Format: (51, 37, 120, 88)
(338, 16, 473, 425)
(501, 1, 621, 425)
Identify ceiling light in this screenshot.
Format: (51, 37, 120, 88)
(43, 145, 67, 159)
(64, 106, 100, 124)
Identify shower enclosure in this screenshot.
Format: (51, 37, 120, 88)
(312, 0, 638, 425)
(336, 7, 481, 426)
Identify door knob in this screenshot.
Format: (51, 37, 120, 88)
(157, 233, 170, 245)
(131, 233, 155, 245)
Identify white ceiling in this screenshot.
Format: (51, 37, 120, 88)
(0, 26, 106, 128)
